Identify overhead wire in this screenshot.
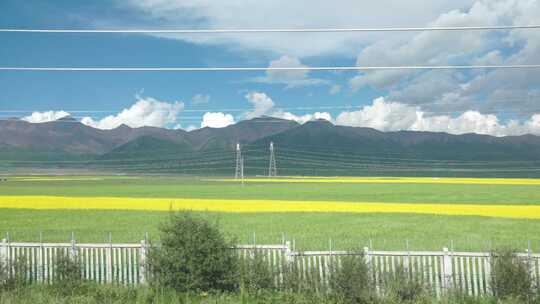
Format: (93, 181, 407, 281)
(1, 25, 539, 33)
(2, 23, 540, 174)
(1, 64, 540, 72)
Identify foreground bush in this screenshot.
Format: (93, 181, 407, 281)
(51, 252, 84, 294)
(0, 259, 7, 290)
(383, 265, 427, 303)
(328, 251, 375, 304)
(148, 211, 239, 293)
(239, 250, 275, 292)
(0, 256, 30, 290)
(490, 249, 534, 302)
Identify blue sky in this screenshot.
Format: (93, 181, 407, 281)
(1, 0, 539, 136)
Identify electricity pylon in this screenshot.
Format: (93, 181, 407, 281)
(268, 141, 277, 177)
(235, 143, 242, 179)
(240, 156, 245, 186)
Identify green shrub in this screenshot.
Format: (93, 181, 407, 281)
(1, 256, 30, 290)
(239, 250, 275, 292)
(281, 258, 304, 293)
(148, 211, 239, 293)
(0, 259, 7, 290)
(383, 264, 427, 302)
(328, 251, 374, 304)
(281, 256, 327, 295)
(490, 249, 533, 302)
(51, 251, 84, 293)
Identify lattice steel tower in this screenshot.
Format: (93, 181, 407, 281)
(268, 141, 277, 177)
(235, 143, 242, 179)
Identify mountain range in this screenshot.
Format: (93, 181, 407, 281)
(2, 116, 540, 176)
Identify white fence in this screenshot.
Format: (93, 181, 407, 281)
(0, 239, 146, 285)
(1, 239, 539, 297)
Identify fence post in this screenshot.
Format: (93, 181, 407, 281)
(442, 247, 453, 293)
(38, 233, 43, 283)
(404, 240, 410, 276)
(106, 233, 112, 283)
(4, 234, 11, 278)
(139, 239, 147, 284)
(0, 238, 6, 269)
(70, 232, 78, 259)
(284, 241, 292, 265)
(527, 241, 532, 288)
(363, 246, 371, 278)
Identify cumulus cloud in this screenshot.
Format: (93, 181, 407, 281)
(21, 111, 71, 123)
(122, 1, 470, 57)
(253, 56, 328, 88)
(81, 96, 184, 130)
(244, 92, 275, 119)
(200, 112, 235, 128)
(348, 0, 540, 113)
(191, 94, 210, 104)
(336, 97, 540, 136)
(336, 98, 419, 131)
(273, 111, 332, 124)
(243, 91, 332, 123)
(350, 1, 502, 91)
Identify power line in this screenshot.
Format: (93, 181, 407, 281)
(1, 64, 540, 72)
(0, 105, 361, 113)
(3, 107, 540, 116)
(2, 100, 540, 115)
(1, 25, 539, 33)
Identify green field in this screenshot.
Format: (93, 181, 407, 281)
(1, 175, 539, 251)
(3, 176, 540, 204)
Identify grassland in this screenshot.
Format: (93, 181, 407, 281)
(0, 175, 539, 251)
(3, 176, 540, 204)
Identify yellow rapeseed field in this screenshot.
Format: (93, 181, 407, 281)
(1, 196, 540, 219)
(10, 176, 138, 182)
(207, 177, 540, 185)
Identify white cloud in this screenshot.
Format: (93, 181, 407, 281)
(244, 91, 275, 119)
(185, 124, 198, 131)
(348, 0, 540, 114)
(336, 97, 419, 131)
(81, 96, 184, 130)
(109, 0, 540, 117)
(122, 0, 471, 57)
(200, 112, 235, 128)
(329, 85, 342, 95)
(243, 91, 332, 123)
(273, 111, 332, 124)
(253, 56, 328, 88)
(240, 91, 332, 123)
(336, 97, 540, 136)
(350, 1, 500, 91)
(21, 111, 71, 123)
(191, 94, 210, 104)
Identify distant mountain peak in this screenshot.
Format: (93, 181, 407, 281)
(249, 116, 295, 123)
(3, 115, 540, 170)
(114, 123, 132, 130)
(56, 115, 78, 122)
(315, 118, 333, 123)
(303, 118, 334, 127)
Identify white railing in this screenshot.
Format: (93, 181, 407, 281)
(1, 239, 539, 297)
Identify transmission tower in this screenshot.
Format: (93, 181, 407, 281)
(240, 156, 245, 186)
(268, 141, 277, 177)
(235, 143, 242, 179)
